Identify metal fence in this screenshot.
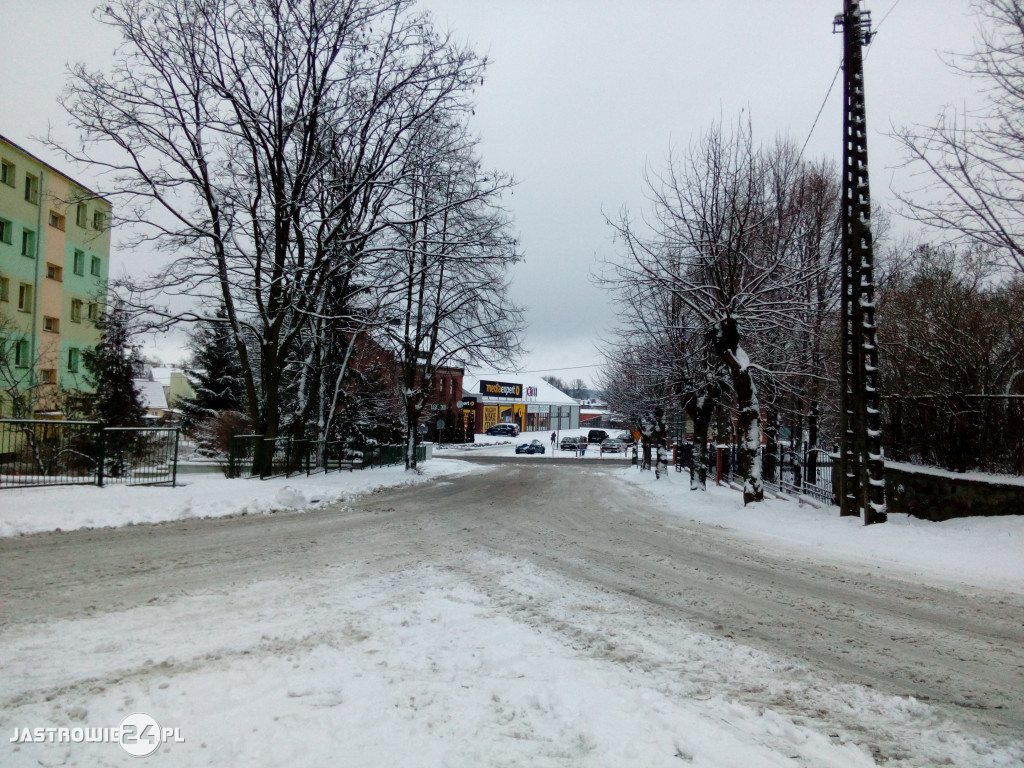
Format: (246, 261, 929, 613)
(361, 443, 427, 468)
(227, 434, 349, 479)
(0, 420, 179, 489)
(672, 441, 837, 505)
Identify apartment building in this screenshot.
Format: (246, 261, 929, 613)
(0, 134, 110, 416)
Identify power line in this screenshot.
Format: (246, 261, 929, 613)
(875, 0, 905, 32)
(514, 363, 603, 373)
(800, 0, 903, 160)
(799, 60, 843, 159)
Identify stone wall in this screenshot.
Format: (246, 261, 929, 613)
(885, 464, 1024, 522)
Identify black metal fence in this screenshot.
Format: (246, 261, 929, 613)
(226, 434, 349, 479)
(672, 441, 837, 505)
(364, 444, 427, 468)
(0, 420, 179, 489)
(227, 436, 427, 478)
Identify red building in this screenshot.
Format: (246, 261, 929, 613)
(340, 334, 465, 443)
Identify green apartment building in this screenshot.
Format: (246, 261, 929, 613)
(0, 134, 110, 417)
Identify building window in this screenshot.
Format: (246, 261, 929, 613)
(67, 347, 81, 373)
(0, 276, 8, 302)
(73, 250, 85, 275)
(0, 218, 10, 244)
(21, 229, 35, 258)
(14, 340, 29, 368)
(0, 159, 14, 187)
(18, 284, 32, 312)
(46, 263, 63, 281)
(71, 298, 83, 323)
(49, 210, 66, 231)
(93, 210, 106, 231)
(44, 316, 60, 333)
(90, 256, 101, 277)
(24, 174, 39, 204)
(40, 368, 57, 385)
(87, 302, 99, 322)
(76, 202, 87, 228)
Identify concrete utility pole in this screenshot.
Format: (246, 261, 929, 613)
(834, 1, 887, 524)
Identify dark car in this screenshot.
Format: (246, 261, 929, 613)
(559, 436, 579, 450)
(617, 431, 636, 447)
(515, 439, 546, 455)
(587, 429, 609, 444)
(486, 423, 520, 437)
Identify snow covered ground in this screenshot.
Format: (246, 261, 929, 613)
(2, 452, 1022, 767)
(620, 468, 1024, 595)
(0, 459, 485, 538)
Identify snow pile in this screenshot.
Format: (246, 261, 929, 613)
(0, 460, 486, 538)
(621, 467, 1024, 593)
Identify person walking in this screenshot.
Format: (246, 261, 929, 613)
(550, 431, 556, 450)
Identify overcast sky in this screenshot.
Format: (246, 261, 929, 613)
(2, 0, 982, 385)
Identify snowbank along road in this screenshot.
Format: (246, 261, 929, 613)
(1, 460, 1022, 765)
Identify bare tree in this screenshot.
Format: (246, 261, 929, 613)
(894, 0, 1024, 277)
(602, 120, 841, 503)
(379, 119, 525, 469)
(877, 243, 1024, 471)
(51, 0, 487, 453)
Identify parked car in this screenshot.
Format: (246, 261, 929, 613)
(617, 431, 636, 447)
(559, 436, 580, 450)
(515, 440, 546, 455)
(588, 429, 609, 444)
(600, 438, 625, 454)
(486, 423, 519, 437)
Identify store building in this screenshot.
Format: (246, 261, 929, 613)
(462, 373, 579, 435)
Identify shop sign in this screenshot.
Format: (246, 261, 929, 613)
(479, 380, 522, 399)
(527, 404, 546, 413)
(525, 385, 538, 397)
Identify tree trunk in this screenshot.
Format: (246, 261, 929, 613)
(405, 409, 420, 471)
(712, 319, 763, 504)
(683, 389, 717, 491)
(732, 363, 764, 504)
(654, 408, 669, 479)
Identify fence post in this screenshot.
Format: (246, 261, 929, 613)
(171, 428, 180, 488)
(228, 433, 236, 479)
(96, 426, 106, 488)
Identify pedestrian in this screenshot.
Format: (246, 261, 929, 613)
(579, 437, 587, 457)
(550, 431, 556, 449)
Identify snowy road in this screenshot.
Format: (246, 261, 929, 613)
(2, 460, 1022, 766)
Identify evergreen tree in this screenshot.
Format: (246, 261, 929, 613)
(83, 300, 145, 426)
(179, 307, 245, 430)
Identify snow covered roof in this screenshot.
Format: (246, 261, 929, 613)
(135, 379, 168, 410)
(149, 366, 185, 387)
(463, 371, 577, 406)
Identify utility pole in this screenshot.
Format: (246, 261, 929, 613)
(834, 1, 887, 525)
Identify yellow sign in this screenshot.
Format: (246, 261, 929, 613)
(482, 405, 498, 432)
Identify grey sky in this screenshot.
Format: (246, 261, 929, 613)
(2, 0, 981, 384)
